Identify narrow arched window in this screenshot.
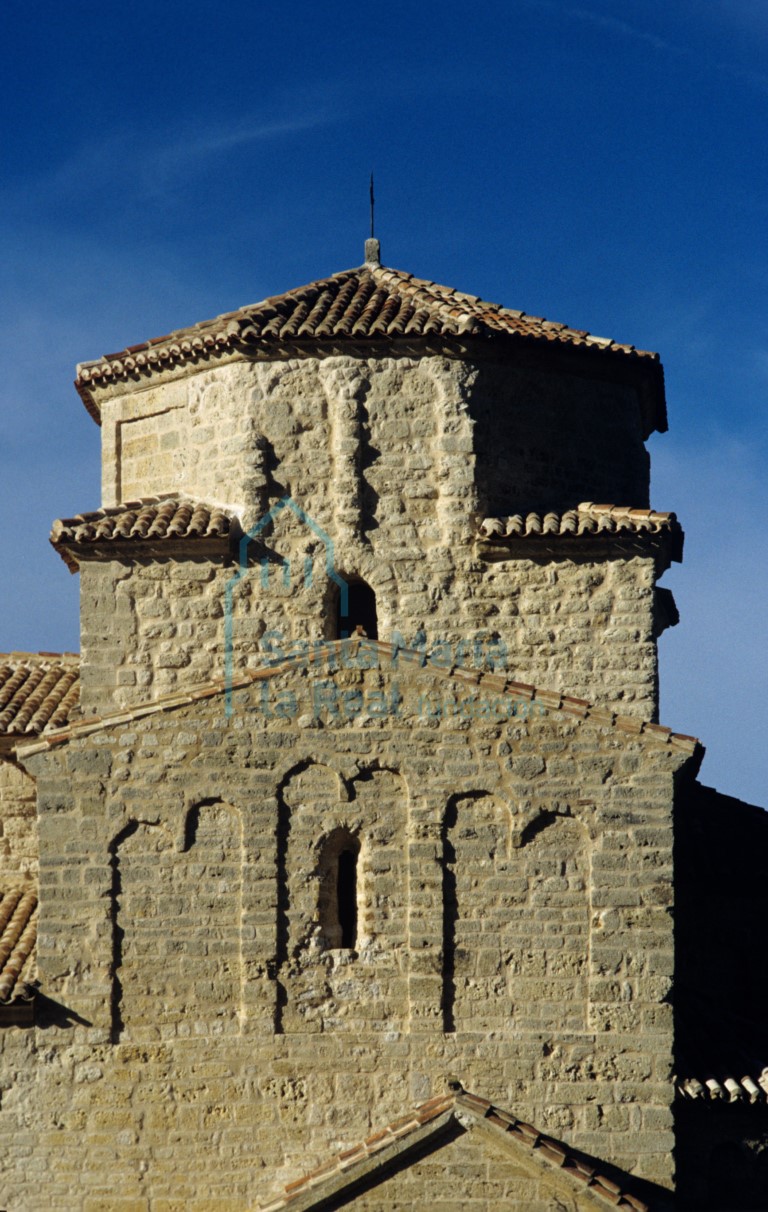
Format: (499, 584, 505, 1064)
(336, 577, 378, 640)
(318, 829, 360, 950)
(337, 849, 358, 949)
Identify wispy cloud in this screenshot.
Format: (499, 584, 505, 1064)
(525, 0, 768, 93)
(2, 108, 336, 210)
(548, 2, 683, 56)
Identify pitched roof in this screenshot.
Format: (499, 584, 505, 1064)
(0, 884, 38, 1005)
(258, 1086, 655, 1211)
(479, 503, 683, 566)
(14, 636, 702, 761)
(50, 499, 235, 572)
(74, 261, 666, 432)
(0, 654, 80, 742)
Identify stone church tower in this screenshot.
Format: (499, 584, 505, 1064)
(0, 244, 764, 1210)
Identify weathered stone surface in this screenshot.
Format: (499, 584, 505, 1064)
(80, 353, 663, 720)
(0, 757, 37, 875)
(0, 281, 705, 1210)
(0, 658, 691, 1208)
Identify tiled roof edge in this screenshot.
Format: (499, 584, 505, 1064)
(480, 503, 679, 536)
(50, 498, 237, 573)
(0, 885, 39, 1006)
(257, 1085, 653, 1212)
(14, 638, 702, 760)
(676, 1073, 768, 1105)
(74, 264, 663, 429)
(478, 504, 684, 567)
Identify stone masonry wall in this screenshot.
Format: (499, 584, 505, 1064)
(345, 1123, 612, 1211)
(98, 354, 649, 522)
(0, 756, 37, 876)
(82, 353, 663, 720)
(470, 362, 649, 517)
(77, 546, 661, 720)
(1, 657, 690, 1211)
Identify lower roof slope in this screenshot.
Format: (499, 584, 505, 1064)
(0, 654, 79, 743)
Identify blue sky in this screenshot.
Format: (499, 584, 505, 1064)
(1, 0, 766, 803)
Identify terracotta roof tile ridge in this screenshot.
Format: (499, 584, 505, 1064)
(258, 1084, 652, 1211)
(51, 494, 227, 527)
(372, 265, 658, 357)
(75, 262, 663, 432)
(14, 638, 701, 760)
(77, 264, 660, 381)
(453, 1089, 651, 1211)
(676, 1069, 768, 1105)
(479, 503, 681, 549)
(0, 651, 78, 663)
(77, 268, 365, 378)
(258, 1091, 456, 1209)
(371, 267, 484, 334)
(374, 265, 502, 309)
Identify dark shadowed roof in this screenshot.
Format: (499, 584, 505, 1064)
(674, 782, 768, 1109)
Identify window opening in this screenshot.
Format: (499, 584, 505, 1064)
(337, 848, 358, 949)
(318, 829, 360, 950)
(337, 577, 378, 640)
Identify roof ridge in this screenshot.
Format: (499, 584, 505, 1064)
(73, 261, 665, 430)
(13, 637, 701, 759)
(257, 1085, 652, 1212)
(0, 651, 79, 662)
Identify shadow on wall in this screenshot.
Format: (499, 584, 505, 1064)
(674, 780, 768, 1211)
(34, 993, 91, 1029)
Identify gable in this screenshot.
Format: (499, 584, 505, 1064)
(294, 1120, 591, 1211)
(23, 643, 686, 1112)
(259, 1089, 661, 1211)
(15, 637, 700, 764)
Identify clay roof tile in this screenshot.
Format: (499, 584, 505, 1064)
(75, 263, 665, 434)
(50, 499, 235, 572)
(0, 654, 80, 738)
(257, 1086, 659, 1212)
(0, 886, 38, 1004)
